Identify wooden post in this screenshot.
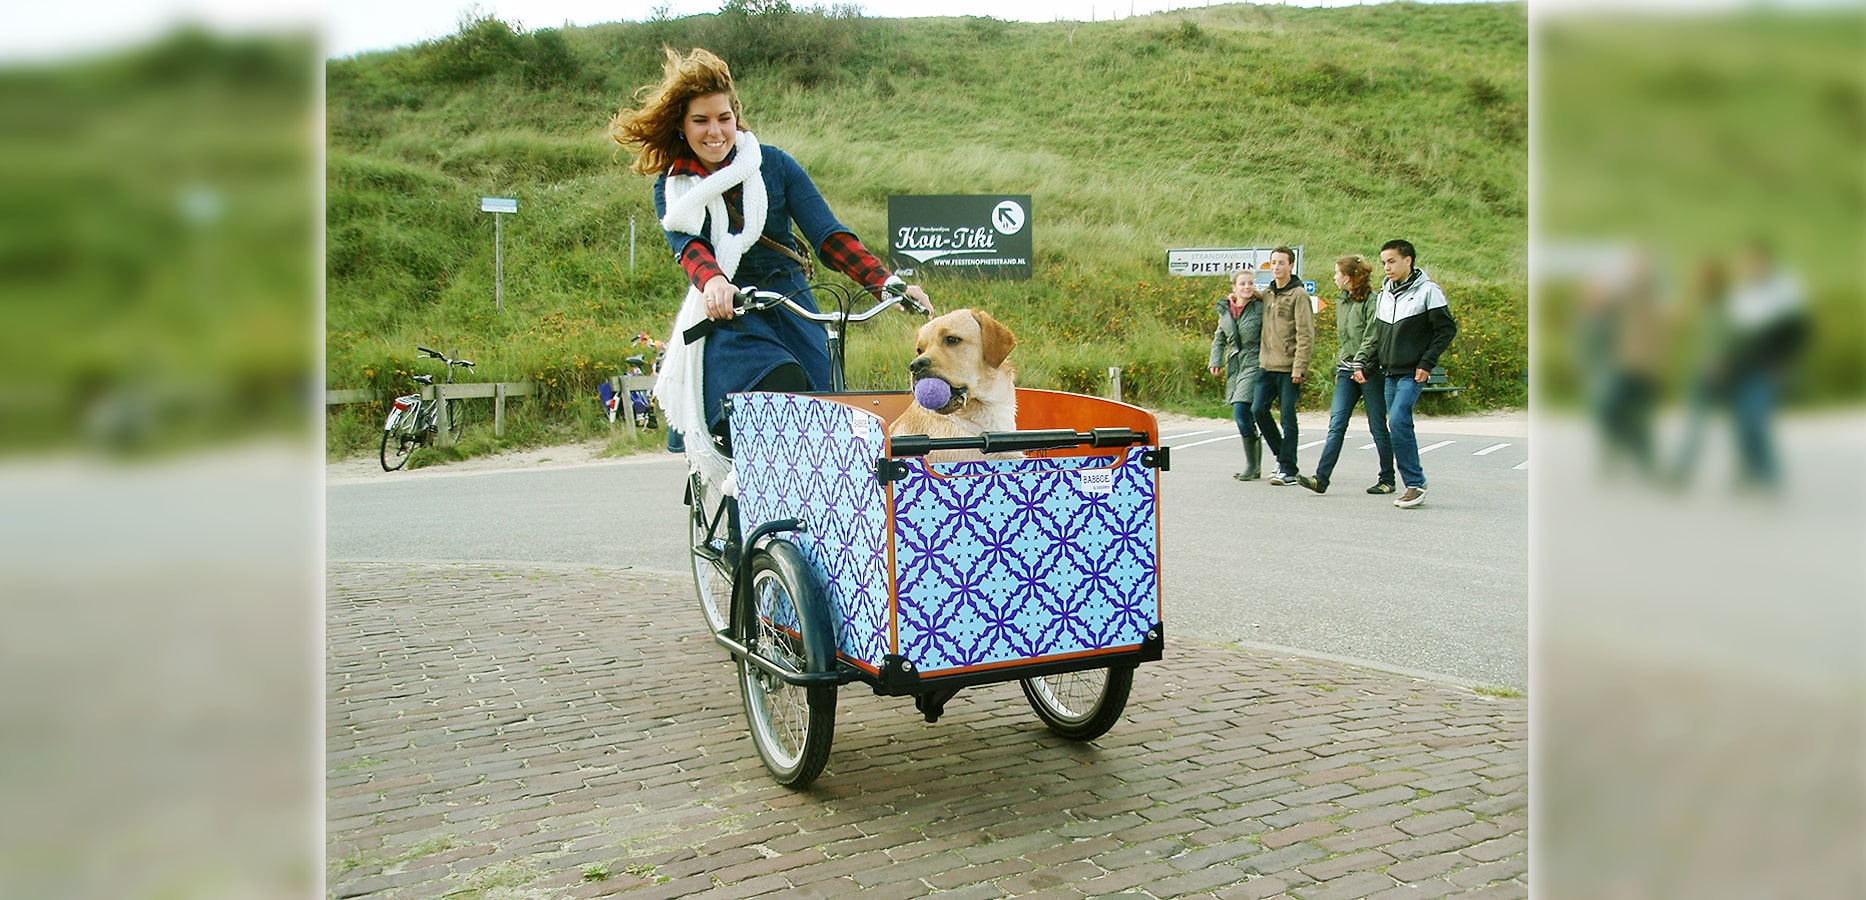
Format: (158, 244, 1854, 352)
(614, 375, 636, 441)
(1107, 366, 1123, 403)
(434, 383, 452, 446)
(494, 382, 506, 437)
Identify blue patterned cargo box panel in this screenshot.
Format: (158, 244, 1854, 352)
(731, 392, 894, 672)
(890, 450, 1160, 675)
(730, 392, 1162, 678)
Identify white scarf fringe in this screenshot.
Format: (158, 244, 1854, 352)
(653, 132, 766, 493)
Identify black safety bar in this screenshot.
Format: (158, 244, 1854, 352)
(886, 427, 1152, 458)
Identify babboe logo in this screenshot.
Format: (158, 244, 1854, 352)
(888, 195, 1033, 281)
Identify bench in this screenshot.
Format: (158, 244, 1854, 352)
(1421, 365, 1462, 395)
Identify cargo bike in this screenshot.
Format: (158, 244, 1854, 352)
(681, 285, 1168, 787)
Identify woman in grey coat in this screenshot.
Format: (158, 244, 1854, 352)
(1208, 269, 1266, 480)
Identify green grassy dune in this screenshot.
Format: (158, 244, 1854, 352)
(326, 3, 1528, 459)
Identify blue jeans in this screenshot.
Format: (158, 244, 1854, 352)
(1230, 401, 1258, 443)
(1315, 368, 1394, 487)
(1731, 371, 1782, 485)
(1385, 372, 1427, 490)
(1254, 370, 1301, 476)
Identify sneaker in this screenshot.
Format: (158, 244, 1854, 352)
(1394, 487, 1427, 508)
(1296, 475, 1327, 494)
(1366, 482, 1396, 495)
(1268, 471, 1294, 486)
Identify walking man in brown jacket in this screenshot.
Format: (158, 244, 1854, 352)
(1254, 246, 1316, 485)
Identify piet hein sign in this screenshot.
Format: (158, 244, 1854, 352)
(1166, 246, 1305, 280)
(888, 195, 1032, 281)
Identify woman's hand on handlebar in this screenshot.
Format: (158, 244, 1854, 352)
(902, 284, 933, 315)
(702, 275, 740, 320)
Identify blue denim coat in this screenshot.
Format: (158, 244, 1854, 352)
(655, 145, 852, 426)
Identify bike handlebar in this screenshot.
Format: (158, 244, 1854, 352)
(683, 283, 927, 346)
(416, 346, 475, 369)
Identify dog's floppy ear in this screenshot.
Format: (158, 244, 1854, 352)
(975, 310, 1016, 368)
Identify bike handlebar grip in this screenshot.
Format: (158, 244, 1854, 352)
(417, 346, 439, 357)
(682, 317, 720, 344)
(1088, 427, 1148, 447)
(888, 435, 931, 457)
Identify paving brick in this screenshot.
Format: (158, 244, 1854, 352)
(1459, 834, 1527, 864)
(1291, 871, 1398, 900)
(1393, 809, 1476, 837)
(1213, 874, 1299, 899)
(1366, 879, 1459, 899)
(1338, 784, 1420, 809)
(1316, 824, 1406, 855)
(1149, 863, 1250, 898)
(1259, 820, 1340, 849)
(1299, 849, 1398, 882)
(1447, 853, 1528, 888)
(1236, 842, 1329, 876)
(1336, 804, 1415, 830)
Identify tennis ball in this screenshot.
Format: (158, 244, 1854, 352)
(913, 377, 952, 410)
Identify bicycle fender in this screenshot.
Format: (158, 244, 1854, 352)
(745, 538, 837, 677)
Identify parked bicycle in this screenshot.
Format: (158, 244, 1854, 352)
(380, 346, 475, 472)
(597, 333, 667, 430)
(624, 332, 667, 430)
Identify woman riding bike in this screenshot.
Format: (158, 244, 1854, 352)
(608, 47, 931, 483)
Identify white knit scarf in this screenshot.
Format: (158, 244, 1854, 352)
(653, 131, 765, 492)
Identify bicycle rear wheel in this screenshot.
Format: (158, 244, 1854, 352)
(739, 541, 835, 788)
(687, 473, 732, 637)
(1021, 665, 1134, 741)
(380, 427, 414, 471)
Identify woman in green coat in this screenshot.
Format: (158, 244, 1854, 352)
(1208, 269, 1266, 480)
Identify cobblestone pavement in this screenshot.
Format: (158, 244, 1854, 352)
(328, 563, 1527, 899)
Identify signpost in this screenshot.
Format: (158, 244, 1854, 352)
(480, 197, 518, 312)
(887, 195, 1033, 281)
(1165, 246, 1305, 284)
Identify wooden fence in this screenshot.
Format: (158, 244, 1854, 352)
(325, 375, 659, 446)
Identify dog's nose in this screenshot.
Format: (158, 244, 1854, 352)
(909, 356, 930, 377)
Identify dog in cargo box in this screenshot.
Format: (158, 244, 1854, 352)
(887, 308, 1021, 462)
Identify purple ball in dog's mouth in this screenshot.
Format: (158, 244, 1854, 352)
(913, 377, 953, 410)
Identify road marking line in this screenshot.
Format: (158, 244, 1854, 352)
(1419, 440, 1454, 454)
(1163, 430, 1211, 441)
(1474, 443, 1512, 456)
(1298, 439, 1324, 450)
(1358, 442, 1376, 450)
(1172, 435, 1235, 450)
(1513, 460, 1528, 470)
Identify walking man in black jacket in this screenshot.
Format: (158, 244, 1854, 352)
(1373, 239, 1458, 509)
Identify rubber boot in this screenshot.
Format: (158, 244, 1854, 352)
(1239, 439, 1263, 481)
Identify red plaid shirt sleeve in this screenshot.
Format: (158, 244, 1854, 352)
(677, 240, 726, 291)
(818, 231, 891, 291)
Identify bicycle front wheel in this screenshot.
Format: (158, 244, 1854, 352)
(687, 473, 731, 637)
(739, 541, 835, 788)
(380, 427, 414, 471)
(1021, 665, 1134, 741)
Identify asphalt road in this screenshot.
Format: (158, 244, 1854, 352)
(327, 412, 1529, 688)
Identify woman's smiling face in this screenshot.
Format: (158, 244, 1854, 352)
(682, 92, 737, 170)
